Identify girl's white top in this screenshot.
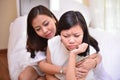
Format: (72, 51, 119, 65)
(48, 35, 112, 80)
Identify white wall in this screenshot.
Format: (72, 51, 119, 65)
(0, 0, 17, 49)
(17, 0, 49, 16)
(50, 0, 91, 26)
(0, 0, 88, 49)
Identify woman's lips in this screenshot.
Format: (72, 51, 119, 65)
(45, 32, 53, 38)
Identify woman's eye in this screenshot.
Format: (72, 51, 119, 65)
(44, 22, 49, 26)
(35, 28, 41, 31)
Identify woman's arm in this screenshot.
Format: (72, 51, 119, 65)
(76, 53, 101, 77)
(90, 53, 102, 66)
(38, 60, 62, 74)
(38, 47, 66, 74)
(38, 47, 62, 80)
(46, 74, 59, 80)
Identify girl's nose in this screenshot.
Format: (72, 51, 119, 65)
(69, 37, 75, 44)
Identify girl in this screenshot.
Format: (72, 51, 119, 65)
(47, 11, 111, 80)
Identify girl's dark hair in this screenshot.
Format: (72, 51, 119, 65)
(27, 5, 58, 58)
(57, 11, 100, 56)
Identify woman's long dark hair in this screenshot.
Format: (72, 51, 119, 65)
(57, 11, 100, 56)
(27, 5, 58, 58)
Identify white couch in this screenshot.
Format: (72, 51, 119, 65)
(8, 15, 120, 80)
(9, 0, 120, 76)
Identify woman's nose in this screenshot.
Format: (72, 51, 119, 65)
(42, 27, 48, 33)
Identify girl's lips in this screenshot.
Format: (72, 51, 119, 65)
(68, 45, 76, 50)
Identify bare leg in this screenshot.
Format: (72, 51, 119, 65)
(18, 66, 39, 80)
(46, 74, 59, 80)
(37, 76, 46, 80)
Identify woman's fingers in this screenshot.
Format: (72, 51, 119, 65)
(76, 67, 88, 73)
(76, 60, 84, 67)
(76, 72, 88, 78)
(78, 58, 97, 70)
(76, 68, 88, 78)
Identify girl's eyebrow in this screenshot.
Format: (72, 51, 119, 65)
(74, 33, 83, 35)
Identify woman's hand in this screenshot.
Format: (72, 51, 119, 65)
(78, 58, 97, 70)
(75, 67, 88, 78)
(75, 58, 97, 78)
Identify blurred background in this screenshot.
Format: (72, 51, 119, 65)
(0, 0, 120, 49)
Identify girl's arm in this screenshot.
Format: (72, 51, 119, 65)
(66, 52, 77, 80)
(66, 43, 88, 80)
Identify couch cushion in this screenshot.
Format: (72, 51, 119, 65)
(7, 15, 31, 80)
(89, 28, 120, 80)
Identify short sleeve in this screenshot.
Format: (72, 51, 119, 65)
(90, 46, 96, 55)
(30, 51, 46, 64)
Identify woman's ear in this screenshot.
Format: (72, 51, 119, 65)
(52, 17, 56, 23)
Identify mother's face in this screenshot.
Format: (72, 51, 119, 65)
(32, 14, 56, 39)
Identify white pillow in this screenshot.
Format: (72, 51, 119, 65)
(7, 15, 30, 80)
(89, 28, 120, 80)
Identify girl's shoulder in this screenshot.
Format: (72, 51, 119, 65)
(89, 45, 97, 55)
(48, 35, 61, 44)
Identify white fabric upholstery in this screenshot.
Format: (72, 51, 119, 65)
(89, 28, 120, 80)
(7, 15, 31, 80)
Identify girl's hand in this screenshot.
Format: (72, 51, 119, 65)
(70, 43, 88, 55)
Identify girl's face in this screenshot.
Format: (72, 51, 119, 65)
(61, 24, 84, 51)
(32, 15, 56, 39)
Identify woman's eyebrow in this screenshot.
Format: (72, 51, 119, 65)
(34, 26, 40, 28)
(42, 20, 48, 25)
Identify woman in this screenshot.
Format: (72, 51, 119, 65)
(18, 5, 99, 80)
